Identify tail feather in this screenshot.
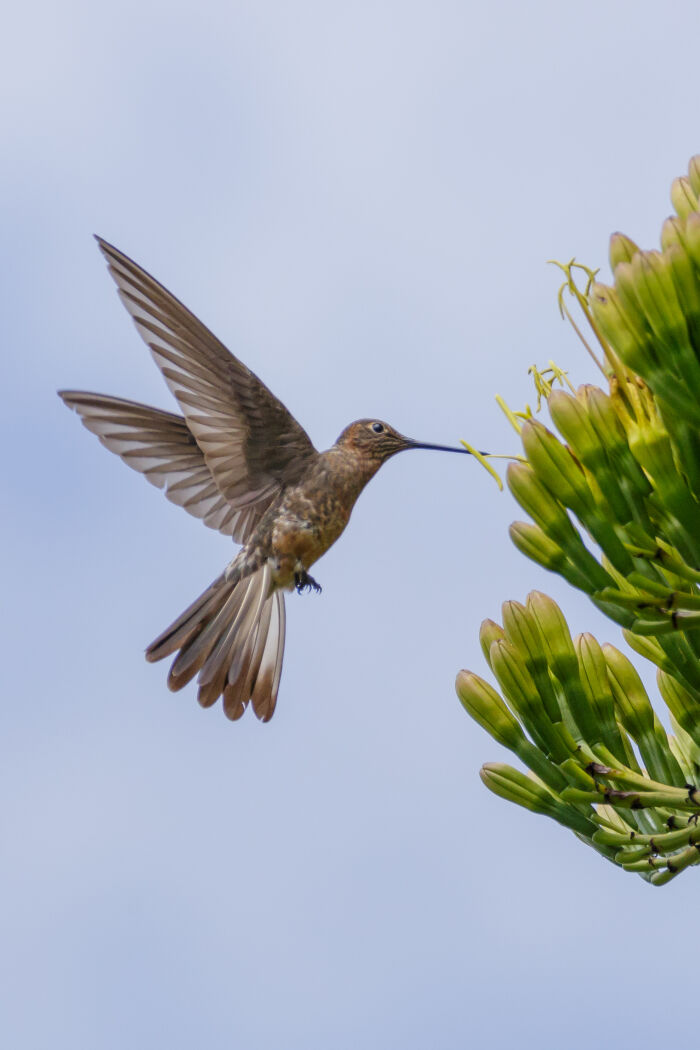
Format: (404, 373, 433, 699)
(251, 594, 286, 722)
(167, 579, 257, 690)
(220, 576, 273, 720)
(145, 574, 230, 662)
(197, 567, 270, 714)
(241, 595, 274, 706)
(145, 565, 285, 721)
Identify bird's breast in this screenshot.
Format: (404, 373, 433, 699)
(268, 472, 361, 586)
(271, 500, 349, 562)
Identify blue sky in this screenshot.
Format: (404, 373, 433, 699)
(4, 1, 700, 1046)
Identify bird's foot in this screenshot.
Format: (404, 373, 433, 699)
(294, 571, 322, 594)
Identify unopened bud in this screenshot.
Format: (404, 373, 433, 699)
(480, 763, 596, 836)
(520, 419, 592, 519)
(660, 216, 685, 252)
(479, 619, 505, 668)
(603, 644, 655, 739)
(589, 281, 655, 380)
(682, 212, 700, 271)
(506, 461, 577, 549)
(688, 156, 700, 197)
(575, 632, 623, 756)
(609, 232, 640, 271)
(455, 670, 524, 750)
(657, 669, 700, 749)
(671, 176, 700, 220)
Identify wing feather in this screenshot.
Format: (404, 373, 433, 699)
(59, 391, 266, 542)
(94, 237, 318, 514)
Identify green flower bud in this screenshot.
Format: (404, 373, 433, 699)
(652, 712, 686, 787)
(550, 391, 631, 522)
(612, 262, 657, 350)
(526, 591, 600, 742)
(625, 409, 673, 484)
(668, 723, 698, 783)
(502, 600, 541, 663)
(609, 232, 640, 270)
(604, 266, 700, 421)
(603, 644, 681, 786)
(621, 629, 674, 672)
(665, 241, 700, 315)
(630, 250, 690, 355)
(660, 216, 685, 252)
(682, 212, 700, 272)
(657, 669, 700, 749)
(656, 410, 700, 506)
(508, 521, 595, 592)
(506, 461, 578, 549)
(671, 176, 700, 221)
(579, 384, 624, 438)
(456, 670, 570, 790)
(670, 712, 700, 769)
(488, 638, 548, 743)
(548, 389, 599, 455)
(628, 251, 700, 415)
(489, 636, 579, 763)
(688, 155, 700, 198)
(688, 154, 700, 197)
(589, 285, 692, 420)
(621, 399, 700, 541)
(455, 670, 524, 750)
(526, 592, 576, 673)
(480, 762, 559, 814)
(479, 619, 505, 668)
(603, 644, 655, 740)
(502, 599, 563, 726)
(520, 419, 592, 519)
(589, 281, 656, 378)
(581, 385, 652, 505)
(480, 763, 596, 836)
(575, 632, 625, 757)
(665, 245, 700, 387)
(506, 522, 556, 568)
(506, 463, 612, 590)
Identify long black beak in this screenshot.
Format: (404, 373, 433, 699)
(404, 438, 485, 456)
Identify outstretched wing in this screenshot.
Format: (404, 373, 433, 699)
(94, 236, 318, 519)
(59, 392, 269, 541)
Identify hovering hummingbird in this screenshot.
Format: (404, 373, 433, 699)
(60, 238, 474, 722)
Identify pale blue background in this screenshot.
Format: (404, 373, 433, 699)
(3, 2, 698, 1046)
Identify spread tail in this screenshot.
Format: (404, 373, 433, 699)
(146, 564, 285, 722)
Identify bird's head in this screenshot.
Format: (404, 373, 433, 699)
(335, 419, 472, 466)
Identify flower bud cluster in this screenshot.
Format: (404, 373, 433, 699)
(461, 158, 700, 884)
(457, 594, 700, 884)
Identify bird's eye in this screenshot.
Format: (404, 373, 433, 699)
(371, 422, 385, 434)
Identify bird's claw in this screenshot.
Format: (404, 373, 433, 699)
(294, 571, 322, 594)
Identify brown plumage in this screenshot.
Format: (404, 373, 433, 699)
(59, 238, 472, 722)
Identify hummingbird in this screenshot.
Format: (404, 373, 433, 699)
(60, 238, 474, 722)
